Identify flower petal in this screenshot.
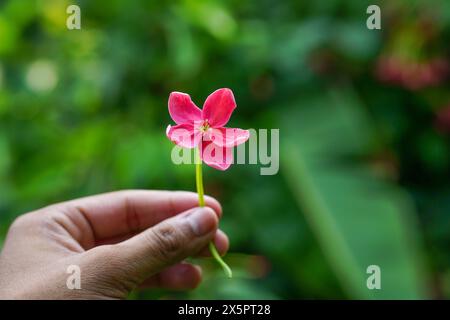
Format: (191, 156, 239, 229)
(168, 92, 203, 125)
(166, 124, 202, 148)
(206, 127, 250, 148)
(200, 140, 233, 170)
(202, 88, 236, 128)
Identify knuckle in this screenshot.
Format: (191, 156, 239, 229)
(9, 208, 59, 234)
(9, 214, 34, 231)
(150, 224, 183, 260)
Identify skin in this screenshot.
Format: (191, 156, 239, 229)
(0, 190, 229, 299)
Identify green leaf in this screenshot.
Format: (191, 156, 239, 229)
(281, 87, 429, 299)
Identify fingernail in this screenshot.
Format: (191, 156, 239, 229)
(187, 208, 217, 236)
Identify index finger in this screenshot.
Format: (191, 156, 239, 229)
(59, 190, 222, 242)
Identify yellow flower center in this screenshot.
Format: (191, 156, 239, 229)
(200, 120, 210, 132)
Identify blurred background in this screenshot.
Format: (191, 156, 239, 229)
(0, 0, 449, 299)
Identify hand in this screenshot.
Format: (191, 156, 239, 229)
(0, 190, 228, 299)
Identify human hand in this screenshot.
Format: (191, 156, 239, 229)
(0, 190, 228, 299)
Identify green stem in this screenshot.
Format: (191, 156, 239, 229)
(195, 148, 232, 278)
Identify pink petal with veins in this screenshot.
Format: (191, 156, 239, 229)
(166, 124, 202, 148)
(168, 92, 202, 125)
(207, 127, 250, 148)
(202, 88, 236, 128)
(200, 140, 233, 170)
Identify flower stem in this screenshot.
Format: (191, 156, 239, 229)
(195, 148, 232, 278)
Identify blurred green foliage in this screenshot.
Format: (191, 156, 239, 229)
(1, 0, 450, 299)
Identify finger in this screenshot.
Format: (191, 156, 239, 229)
(196, 229, 229, 257)
(89, 207, 218, 284)
(94, 232, 139, 246)
(139, 263, 202, 290)
(97, 228, 229, 255)
(54, 190, 222, 244)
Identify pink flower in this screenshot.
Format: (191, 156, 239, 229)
(166, 88, 250, 170)
(375, 56, 449, 90)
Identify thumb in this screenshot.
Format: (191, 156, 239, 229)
(83, 207, 218, 289)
